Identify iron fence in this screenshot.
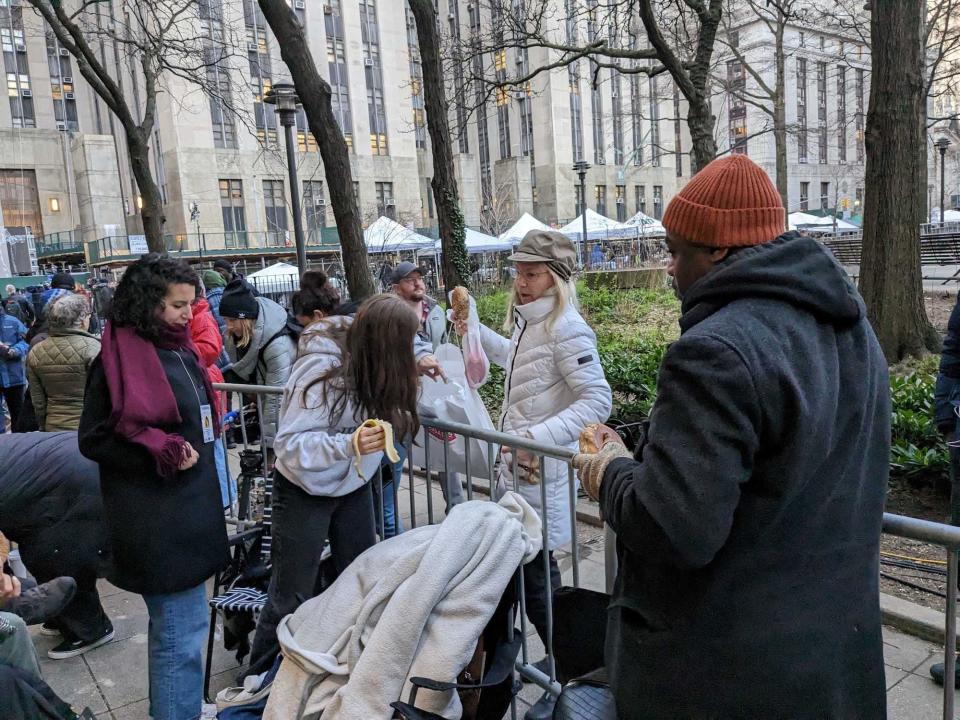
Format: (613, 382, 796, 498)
(211, 381, 960, 718)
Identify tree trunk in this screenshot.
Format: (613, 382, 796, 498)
(773, 18, 789, 214)
(686, 94, 718, 173)
(409, 0, 470, 293)
(257, 0, 375, 301)
(127, 134, 166, 254)
(859, 0, 938, 361)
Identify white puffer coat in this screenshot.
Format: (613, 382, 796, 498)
(478, 294, 612, 549)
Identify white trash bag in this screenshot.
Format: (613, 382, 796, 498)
(412, 343, 496, 478)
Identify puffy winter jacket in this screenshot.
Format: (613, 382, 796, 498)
(224, 296, 297, 448)
(273, 316, 382, 497)
(0, 310, 28, 388)
(190, 297, 225, 416)
(478, 294, 612, 548)
(26, 328, 100, 431)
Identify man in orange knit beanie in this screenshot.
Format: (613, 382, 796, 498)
(574, 154, 890, 717)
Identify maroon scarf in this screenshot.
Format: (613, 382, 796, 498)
(101, 321, 221, 478)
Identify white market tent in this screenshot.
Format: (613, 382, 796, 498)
(247, 261, 299, 279)
(788, 212, 859, 233)
(625, 211, 667, 236)
(247, 261, 300, 296)
(364, 216, 436, 253)
(559, 209, 637, 241)
(498, 212, 550, 244)
(434, 227, 513, 254)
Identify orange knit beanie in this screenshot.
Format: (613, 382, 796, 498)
(662, 154, 785, 248)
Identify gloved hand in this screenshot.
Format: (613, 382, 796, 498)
(573, 442, 632, 502)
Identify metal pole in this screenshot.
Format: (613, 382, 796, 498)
(579, 170, 588, 266)
(945, 547, 957, 720)
(282, 119, 307, 274)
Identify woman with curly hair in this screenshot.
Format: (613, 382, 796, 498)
(79, 254, 229, 720)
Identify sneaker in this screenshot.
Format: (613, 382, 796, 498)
(523, 691, 557, 720)
(47, 625, 114, 660)
(930, 658, 960, 685)
(39, 621, 62, 637)
(4, 577, 76, 626)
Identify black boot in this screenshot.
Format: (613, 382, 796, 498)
(524, 691, 557, 720)
(3, 577, 76, 626)
(930, 657, 960, 685)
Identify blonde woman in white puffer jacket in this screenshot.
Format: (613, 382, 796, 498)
(457, 229, 612, 689)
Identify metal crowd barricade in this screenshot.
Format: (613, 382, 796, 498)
(214, 384, 960, 719)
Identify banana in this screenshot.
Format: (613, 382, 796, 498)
(352, 419, 401, 475)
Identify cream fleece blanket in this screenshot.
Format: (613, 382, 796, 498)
(263, 492, 543, 720)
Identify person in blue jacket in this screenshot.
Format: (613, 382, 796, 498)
(0, 302, 28, 431)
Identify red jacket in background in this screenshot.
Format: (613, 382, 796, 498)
(190, 296, 225, 416)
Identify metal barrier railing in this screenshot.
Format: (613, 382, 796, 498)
(214, 382, 960, 718)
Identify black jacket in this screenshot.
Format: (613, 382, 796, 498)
(79, 348, 229, 595)
(600, 233, 889, 719)
(936, 295, 960, 433)
(0, 432, 107, 584)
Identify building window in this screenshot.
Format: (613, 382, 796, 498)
(856, 68, 865, 163)
(797, 58, 808, 164)
(595, 184, 607, 216)
(470, 11, 491, 207)
(800, 181, 809, 211)
(855, 186, 863, 213)
(1, 10, 35, 129)
(497, 92, 512, 159)
(635, 185, 646, 215)
(574, 184, 583, 217)
(649, 75, 660, 166)
(295, 108, 318, 153)
(453, 0, 468, 153)
(405, 3, 426, 150)
(518, 47, 535, 170)
(219, 179, 247, 247)
(325, 0, 353, 149)
(837, 65, 847, 163)
(360, 0, 388, 156)
(727, 59, 748, 155)
(263, 179, 288, 243)
(46, 30, 79, 132)
(303, 180, 325, 241)
(820, 181, 829, 210)
(630, 75, 643, 166)
(375, 181, 395, 219)
(615, 185, 626, 221)
(611, 70, 624, 165)
(592, 84, 605, 165)
(817, 61, 828, 164)
(569, 65, 584, 163)
(653, 185, 663, 219)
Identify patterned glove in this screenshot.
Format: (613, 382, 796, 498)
(573, 442, 632, 502)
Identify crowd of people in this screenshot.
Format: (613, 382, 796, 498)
(0, 154, 913, 719)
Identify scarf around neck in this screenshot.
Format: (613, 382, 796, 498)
(100, 320, 221, 478)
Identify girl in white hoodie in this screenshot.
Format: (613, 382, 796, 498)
(247, 290, 422, 676)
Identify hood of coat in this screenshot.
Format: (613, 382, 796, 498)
(679, 232, 863, 333)
(298, 315, 352, 360)
(229, 295, 290, 377)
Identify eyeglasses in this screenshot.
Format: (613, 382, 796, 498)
(399, 275, 424, 285)
(517, 270, 551, 283)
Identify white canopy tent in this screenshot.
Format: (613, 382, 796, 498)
(247, 261, 300, 295)
(364, 216, 436, 253)
(788, 212, 859, 233)
(498, 213, 550, 245)
(625, 211, 667, 236)
(559, 209, 637, 241)
(435, 227, 513, 254)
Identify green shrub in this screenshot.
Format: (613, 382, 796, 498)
(889, 359, 950, 484)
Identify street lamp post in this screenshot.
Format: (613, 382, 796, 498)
(936, 137, 951, 227)
(264, 82, 307, 274)
(573, 160, 590, 265)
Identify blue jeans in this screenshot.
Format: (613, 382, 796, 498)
(374, 442, 407, 538)
(142, 584, 209, 720)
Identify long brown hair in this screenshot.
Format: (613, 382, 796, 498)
(312, 294, 421, 439)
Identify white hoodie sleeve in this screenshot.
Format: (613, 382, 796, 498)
(273, 358, 381, 497)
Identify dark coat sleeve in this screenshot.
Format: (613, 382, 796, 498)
(77, 357, 154, 476)
(936, 296, 960, 434)
(599, 334, 761, 569)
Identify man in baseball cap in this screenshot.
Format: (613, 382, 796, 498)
(574, 154, 889, 716)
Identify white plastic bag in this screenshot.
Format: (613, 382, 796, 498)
(448, 294, 490, 388)
(412, 343, 496, 477)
